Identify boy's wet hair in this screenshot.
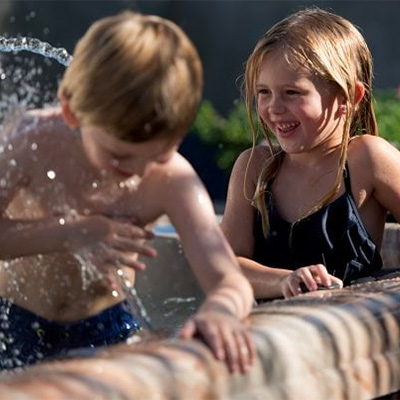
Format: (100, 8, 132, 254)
(244, 7, 377, 234)
(58, 11, 203, 143)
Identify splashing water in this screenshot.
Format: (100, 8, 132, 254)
(0, 37, 153, 334)
(0, 36, 72, 67)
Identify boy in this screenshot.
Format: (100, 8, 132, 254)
(0, 11, 254, 373)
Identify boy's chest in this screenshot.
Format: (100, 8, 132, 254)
(9, 166, 145, 221)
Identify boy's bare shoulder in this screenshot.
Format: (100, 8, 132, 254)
(145, 152, 203, 195)
(4, 107, 74, 147)
(155, 151, 197, 177)
(20, 107, 65, 134)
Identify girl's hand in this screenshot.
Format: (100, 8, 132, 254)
(178, 311, 255, 374)
(281, 264, 343, 298)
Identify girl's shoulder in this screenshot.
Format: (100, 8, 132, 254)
(349, 134, 399, 162)
(234, 143, 274, 171)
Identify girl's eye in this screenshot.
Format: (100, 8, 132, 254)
(257, 89, 270, 95)
(286, 89, 300, 95)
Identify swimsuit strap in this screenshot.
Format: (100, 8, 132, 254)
(343, 162, 352, 194)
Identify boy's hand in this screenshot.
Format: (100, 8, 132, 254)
(67, 215, 157, 270)
(178, 311, 255, 374)
(281, 264, 343, 298)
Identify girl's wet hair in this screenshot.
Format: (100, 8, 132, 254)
(244, 7, 377, 234)
(58, 11, 203, 143)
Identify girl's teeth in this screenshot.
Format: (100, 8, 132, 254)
(279, 122, 299, 132)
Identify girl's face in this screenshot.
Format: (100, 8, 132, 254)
(80, 126, 178, 179)
(256, 49, 345, 155)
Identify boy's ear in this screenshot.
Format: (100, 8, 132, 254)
(59, 93, 79, 128)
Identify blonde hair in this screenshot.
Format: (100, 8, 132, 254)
(244, 7, 377, 234)
(58, 11, 203, 143)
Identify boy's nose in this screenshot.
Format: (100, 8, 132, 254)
(135, 161, 153, 177)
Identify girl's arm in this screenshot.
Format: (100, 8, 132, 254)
(221, 147, 290, 298)
(221, 147, 341, 299)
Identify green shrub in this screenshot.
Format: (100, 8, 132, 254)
(192, 100, 254, 172)
(374, 90, 400, 146)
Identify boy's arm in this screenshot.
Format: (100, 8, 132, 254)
(159, 154, 255, 373)
(0, 134, 154, 265)
(162, 156, 253, 318)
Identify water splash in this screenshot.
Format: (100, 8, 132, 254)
(0, 36, 72, 67)
(0, 36, 69, 129)
(0, 37, 154, 339)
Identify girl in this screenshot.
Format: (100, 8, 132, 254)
(221, 7, 400, 299)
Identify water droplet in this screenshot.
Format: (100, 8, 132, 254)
(31, 142, 38, 151)
(197, 193, 206, 205)
(46, 170, 56, 180)
(59, 218, 65, 225)
(111, 290, 119, 298)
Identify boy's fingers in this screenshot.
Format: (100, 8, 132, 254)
(178, 320, 196, 339)
(108, 237, 157, 258)
(242, 332, 256, 366)
(219, 327, 239, 373)
(234, 328, 256, 373)
(199, 323, 225, 361)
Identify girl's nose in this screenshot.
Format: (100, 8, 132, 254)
(269, 97, 286, 114)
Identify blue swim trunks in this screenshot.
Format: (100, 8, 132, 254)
(0, 297, 141, 371)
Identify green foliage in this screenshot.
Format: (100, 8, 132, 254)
(192, 100, 255, 172)
(374, 90, 400, 146)
(193, 90, 400, 174)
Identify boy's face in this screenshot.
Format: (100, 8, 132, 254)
(80, 125, 179, 179)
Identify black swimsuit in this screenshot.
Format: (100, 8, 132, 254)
(253, 164, 383, 286)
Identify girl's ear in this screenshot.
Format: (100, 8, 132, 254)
(337, 81, 365, 116)
(354, 81, 365, 107)
(59, 93, 79, 128)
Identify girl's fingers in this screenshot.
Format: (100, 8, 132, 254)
(311, 264, 331, 287)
